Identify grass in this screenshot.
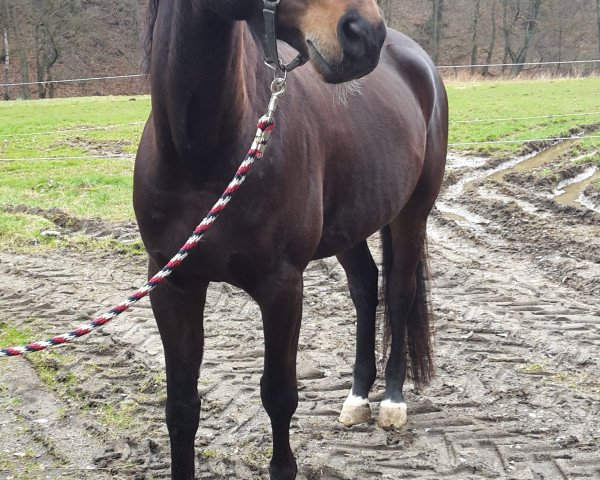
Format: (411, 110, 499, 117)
(520, 362, 547, 374)
(0, 446, 57, 480)
(0, 322, 34, 348)
(30, 353, 78, 391)
(0, 157, 135, 221)
(519, 359, 600, 397)
(0, 77, 599, 252)
(0, 210, 144, 254)
(97, 401, 138, 430)
(0, 97, 146, 253)
(0, 322, 79, 394)
(447, 76, 600, 156)
(0, 96, 148, 159)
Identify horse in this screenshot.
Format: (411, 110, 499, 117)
(133, 0, 448, 478)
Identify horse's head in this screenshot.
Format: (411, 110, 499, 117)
(277, 0, 387, 83)
(200, 0, 386, 83)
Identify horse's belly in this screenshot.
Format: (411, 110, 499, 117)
(314, 172, 417, 258)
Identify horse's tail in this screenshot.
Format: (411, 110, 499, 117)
(381, 226, 434, 388)
(143, 0, 160, 73)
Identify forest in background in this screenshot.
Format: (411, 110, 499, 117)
(385, 0, 600, 76)
(1, 0, 600, 99)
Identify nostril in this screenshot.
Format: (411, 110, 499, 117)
(338, 14, 369, 58)
(342, 19, 363, 45)
(338, 12, 385, 61)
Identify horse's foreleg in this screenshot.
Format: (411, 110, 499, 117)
(336, 241, 379, 426)
(256, 267, 303, 480)
(150, 264, 208, 480)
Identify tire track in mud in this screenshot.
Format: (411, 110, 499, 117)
(0, 147, 599, 479)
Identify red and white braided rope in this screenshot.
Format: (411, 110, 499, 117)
(0, 115, 276, 357)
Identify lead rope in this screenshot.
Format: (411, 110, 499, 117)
(0, 77, 287, 357)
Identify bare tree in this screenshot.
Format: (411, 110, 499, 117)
(470, 0, 481, 72)
(9, 1, 32, 99)
(35, 22, 58, 98)
(26, 0, 86, 98)
(596, 0, 600, 60)
(2, 28, 8, 100)
(498, 0, 545, 75)
(482, 0, 498, 76)
(430, 0, 444, 64)
(0, 0, 9, 100)
(501, 0, 517, 71)
(510, 0, 543, 75)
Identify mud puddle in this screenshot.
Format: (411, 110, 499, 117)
(489, 139, 577, 183)
(554, 167, 600, 210)
(439, 139, 600, 224)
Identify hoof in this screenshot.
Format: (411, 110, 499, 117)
(377, 400, 407, 430)
(339, 393, 371, 426)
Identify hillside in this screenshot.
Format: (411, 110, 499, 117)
(1, 0, 600, 99)
(388, 0, 600, 74)
(1, 0, 147, 98)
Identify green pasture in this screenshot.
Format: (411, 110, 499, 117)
(448, 77, 600, 155)
(0, 77, 599, 252)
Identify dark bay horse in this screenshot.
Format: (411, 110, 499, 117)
(134, 0, 448, 478)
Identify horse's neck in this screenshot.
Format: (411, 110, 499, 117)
(151, 2, 261, 163)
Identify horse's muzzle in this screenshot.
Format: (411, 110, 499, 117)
(309, 11, 386, 84)
(337, 12, 386, 79)
(338, 11, 386, 63)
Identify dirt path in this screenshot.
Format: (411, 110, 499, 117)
(0, 147, 599, 480)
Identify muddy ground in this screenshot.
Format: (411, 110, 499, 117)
(0, 144, 599, 479)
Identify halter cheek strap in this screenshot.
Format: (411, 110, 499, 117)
(262, 0, 307, 73)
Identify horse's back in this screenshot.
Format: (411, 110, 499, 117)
(379, 29, 448, 131)
(381, 28, 448, 208)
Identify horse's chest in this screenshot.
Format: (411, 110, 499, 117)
(141, 186, 279, 286)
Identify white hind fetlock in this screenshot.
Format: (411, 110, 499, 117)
(377, 400, 408, 430)
(339, 393, 372, 426)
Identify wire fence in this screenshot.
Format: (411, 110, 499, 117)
(0, 154, 135, 162)
(1, 59, 599, 89)
(437, 59, 600, 70)
(452, 112, 600, 124)
(0, 122, 146, 138)
(0, 74, 146, 88)
(448, 135, 600, 147)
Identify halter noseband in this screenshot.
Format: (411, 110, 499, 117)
(262, 0, 307, 73)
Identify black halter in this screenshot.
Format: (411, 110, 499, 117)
(262, 0, 307, 73)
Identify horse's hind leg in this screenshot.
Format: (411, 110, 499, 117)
(336, 241, 379, 426)
(255, 266, 304, 480)
(379, 212, 434, 430)
(149, 260, 208, 480)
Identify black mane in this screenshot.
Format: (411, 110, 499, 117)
(143, 0, 159, 72)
